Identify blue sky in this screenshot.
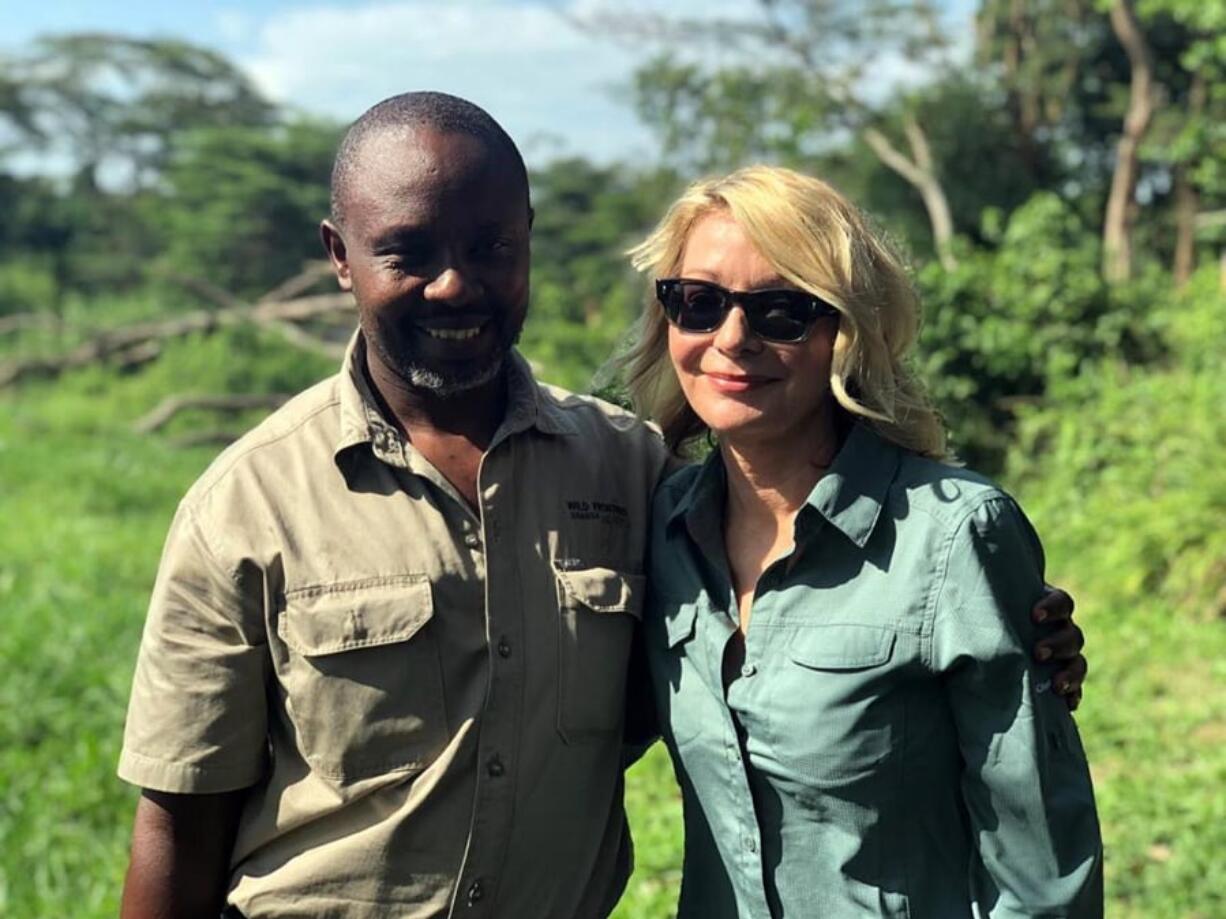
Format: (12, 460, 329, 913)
(2, 0, 977, 167)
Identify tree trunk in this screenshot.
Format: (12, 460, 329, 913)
(863, 115, 959, 271)
(1172, 166, 1198, 287)
(1102, 0, 1158, 283)
(1172, 72, 1207, 287)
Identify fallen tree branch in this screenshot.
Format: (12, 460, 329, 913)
(0, 292, 351, 388)
(258, 261, 334, 304)
(0, 312, 58, 336)
(134, 392, 292, 435)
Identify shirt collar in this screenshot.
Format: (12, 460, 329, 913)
(801, 423, 900, 547)
(665, 447, 726, 534)
(665, 423, 900, 549)
(333, 331, 575, 468)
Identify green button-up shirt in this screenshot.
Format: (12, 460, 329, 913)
(643, 424, 1102, 918)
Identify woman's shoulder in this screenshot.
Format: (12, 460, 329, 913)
(889, 450, 1024, 532)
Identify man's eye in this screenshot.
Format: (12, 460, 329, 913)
(383, 250, 429, 272)
(475, 238, 514, 258)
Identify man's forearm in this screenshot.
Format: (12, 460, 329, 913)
(120, 789, 245, 919)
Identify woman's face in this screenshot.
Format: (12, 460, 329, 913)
(668, 211, 838, 449)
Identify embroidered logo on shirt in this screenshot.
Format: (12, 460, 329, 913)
(566, 499, 630, 526)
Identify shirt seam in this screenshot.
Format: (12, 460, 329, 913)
(921, 491, 1013, 671)
(191, 390, 343, 505)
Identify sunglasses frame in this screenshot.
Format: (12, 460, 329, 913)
(655, 277, 838, 344)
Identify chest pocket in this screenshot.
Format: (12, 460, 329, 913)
(278, 576, 447, 783)
(555, 563, 644, 743)
(770, 624, 899, 788)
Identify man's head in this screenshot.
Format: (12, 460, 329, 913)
(322, 92, 533, 398)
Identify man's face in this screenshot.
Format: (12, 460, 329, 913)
(324, 127, 531, 397)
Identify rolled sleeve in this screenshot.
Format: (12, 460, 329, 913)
(118, 502, 270, 793)
(932, 496, 1103, 918)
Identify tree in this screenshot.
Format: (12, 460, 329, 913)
(1102, 0, 1160, 282)
(0, 34, 273, 191)
(582, 0, 966, 269)
(153, 120, 341, 298)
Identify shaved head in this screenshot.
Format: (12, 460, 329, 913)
(330, 91, 529, 228)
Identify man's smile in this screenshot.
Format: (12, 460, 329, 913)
(422, 324, 486, 341)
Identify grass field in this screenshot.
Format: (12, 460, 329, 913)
(1, 330, 1223, 918)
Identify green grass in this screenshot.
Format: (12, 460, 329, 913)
(1, 333, 1222, 918)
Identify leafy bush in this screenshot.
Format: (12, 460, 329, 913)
(1007, 266, 1226, 621)
(916, 193, 1158, 470)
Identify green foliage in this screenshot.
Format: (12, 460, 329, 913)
(1001, 266, 1226, 918)
(0, 258, 57, 315)
(520, 159, 678, 390)
(1007, 267, 1226, 620)
(0, 33, 274, 190)
(153, 120, 340, 298)
(916, 192, 1155, 469)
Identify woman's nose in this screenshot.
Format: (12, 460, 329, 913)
(713, 305, 759, 354)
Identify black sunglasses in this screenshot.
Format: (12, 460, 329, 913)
(656, 278, 838, 344)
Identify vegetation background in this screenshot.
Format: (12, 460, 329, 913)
(1, 1, 1223, 916)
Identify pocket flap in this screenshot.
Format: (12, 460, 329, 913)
(663, 599, 699, 649)
(279, 576, 434, 656)
(554, 564, 645, 617)
(789, 625, 896, 670)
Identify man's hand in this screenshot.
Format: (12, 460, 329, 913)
(120, 788, 245, 919)
(1031, 586, 1087, 711)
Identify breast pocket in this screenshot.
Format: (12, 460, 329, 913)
(770, 624, 898, 788)
(278, 576, 447, 783)
(554, 563, 644, 743)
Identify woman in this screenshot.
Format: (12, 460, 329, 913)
(621, 167, 1102, 917)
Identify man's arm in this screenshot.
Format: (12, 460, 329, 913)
(120, 789, 245, 919)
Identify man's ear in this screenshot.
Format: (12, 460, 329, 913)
(320, 219, 353, 291)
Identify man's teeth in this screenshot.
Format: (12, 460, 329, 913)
(424, 325, 484, 341)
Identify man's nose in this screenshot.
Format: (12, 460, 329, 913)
(713, 305, 759, 354)
(423, 266, 479, 305)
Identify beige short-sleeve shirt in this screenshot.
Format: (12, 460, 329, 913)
(119, 336, 668, 918)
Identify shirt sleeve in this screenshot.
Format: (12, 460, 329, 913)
(118, 501, 270, 793)
(931, 495, 1103, 918)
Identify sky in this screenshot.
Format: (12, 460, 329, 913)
(1, 0, 977, 167)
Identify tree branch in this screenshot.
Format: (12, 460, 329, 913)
(133, 392, 291, 434)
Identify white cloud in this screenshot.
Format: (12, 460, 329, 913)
(232, 0, 682, 165)
(225, 0, 968, 166)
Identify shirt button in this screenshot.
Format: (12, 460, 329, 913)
(746, 838, 758, 853)
(741, 663, 757, 678)
(486, 755, 505, 778)
(497, 637, 512, 658)
(464, 532, 481, 549)
(466, 880, 484, 905)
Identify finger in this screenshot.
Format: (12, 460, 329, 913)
(1032, 585, 1075, 624)
(1064, 688, 1083, 712)
(1051, 655, 1088, 695)
(1035, 622, 1085, 662)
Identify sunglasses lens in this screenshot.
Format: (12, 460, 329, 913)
(748, 292, 812, 342)
(672, 283, 728, 332)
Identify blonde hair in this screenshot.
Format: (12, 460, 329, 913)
(617, 165, 947, 459)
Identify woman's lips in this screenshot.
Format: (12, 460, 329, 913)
(704, 371, 773, 393)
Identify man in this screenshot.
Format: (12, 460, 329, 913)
(118, 92, 1085, 918)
